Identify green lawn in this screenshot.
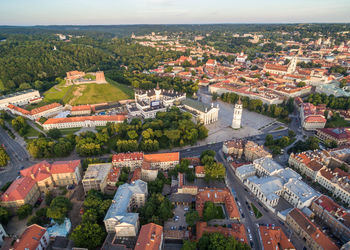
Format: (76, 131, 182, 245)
(72, 82, 132, 105)
(25, 126, 41, 137)
(59, 127, 82, 135)
(251, 203, 263, 219)
(41, 80, 74, 105)
(326, 116, 350, 128)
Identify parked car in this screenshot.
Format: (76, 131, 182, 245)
(184, 207, 189, 211)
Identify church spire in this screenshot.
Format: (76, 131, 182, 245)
(156, 82, 160, 90)
(237, 96, 242, 105)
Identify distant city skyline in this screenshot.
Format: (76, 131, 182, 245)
(0, 0, 350, 25)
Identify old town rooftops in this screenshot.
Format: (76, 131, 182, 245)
(43, 115, 126, 125)
(143, 152, 179, 163)
(13, 224, 47, 250)
(134, 223, 163, 250)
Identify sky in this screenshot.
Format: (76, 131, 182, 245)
(0, 0, 349, 25)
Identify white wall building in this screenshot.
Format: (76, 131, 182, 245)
(0, 89, 40, 109)
(282, 179, 319, 209)
(235, 164, 256, 182)
(181, 98, 219, 125)
(253, 157, 284, 177)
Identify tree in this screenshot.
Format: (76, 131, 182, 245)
(185, 210, 199, 227)
(297, 81, 306, 87)
(70, 223, 106, 250)
(0, 207, 9, 224)
(47, 128, 62, 139)
(11, 116, 27, 132)
(197, 232, 250, 250)
(182, 240, 197, 250)
(205, 162, 225, 181)
(17, 204, 33, 220)
(212, 92, 219, 101)
(202, 201, 224, 221)
(82, 209, 98, 223)
(0, 147, 9, 167)
(265, 134, 274, 146)
(200, 150, 216, 161)
(27, 208, 50, 226)
(47, 196, 72, 224)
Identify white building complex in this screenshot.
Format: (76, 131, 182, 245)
(180, 99, 219, 125)
(42, 115, 127, 130)
(104, 180, 148, 237)
(231, 98, 242, 129)
(130, 83, 186, 118)
(7, 103, 64, 120)
(238, 157, 319, 210)
(0, 89, 41, 109)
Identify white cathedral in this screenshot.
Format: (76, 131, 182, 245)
(231, 97, 243, 129)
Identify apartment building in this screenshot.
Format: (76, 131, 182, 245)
(196, 188, 240, 220)
(222, 139, 244, 158)
(112, 152, 144, 170)
(282, 179, 319, 209)
(196, 222, 248, 244)
(143, 152, 180, 170)
(235, 164, 256, 182)
(310, 195, 350, 244)
(104, 180, 147, 237)
(134, 223, 163, 250)
(82, 163, 112, 194)
(258, 226, 295, 250)
(244, 141, 272, 162)
(70, 105, 92, 116)
(286, 208, 338, 250)
(11, 224, 49, 250)
(316, 128, 350, 146)
(195, 166, 205, 178)
(1, 177, 40, 209)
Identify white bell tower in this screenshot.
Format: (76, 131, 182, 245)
(231, 97, 242, 129)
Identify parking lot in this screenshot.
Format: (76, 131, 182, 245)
(164, 204, 189, 231)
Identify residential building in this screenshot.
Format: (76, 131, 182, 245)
(244, 141, 272, 162)
(177, 172, 198, 195)
(310, 195, 350, 244)
(7, 102, 64, 120)
(316, 128, 350, 146)
(180, 99, 219, 125)
(282, 179, 319, 209)
(195, 166, 205, 178)
(246, 176, 284, 208)
(11, 224, 49, 250)
(140, 161, 159, 182)
(0, 89, 40, 109)
(286, 208, 338, 250)
(258, 226, 295, 250)
(70, 105, 92, 116)
(106, 167, 121, 187)
(253, 157, 283, 177)
(196, 188, 240, 220)
(300, 103, 327, 131)
(143, 152, 180, 170)
(112, 152, 144, 170)
(235, 164, 256, 182)
(288, 151, 330, 180)
(82, 163, 112, 194)
(104, 180, 147, 237)
(42, 115, 127, 130)
(222, 139, 245, 158)
(134, 223, 163, 250)
(19, 160, 82, 193)
(1, 177, 40, 209)
(196, 222, 248, 244)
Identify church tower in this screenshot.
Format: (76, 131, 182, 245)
(155, 82, 161, 101)
(231, 97, 242, 129)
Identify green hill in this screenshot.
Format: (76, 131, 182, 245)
(42, 78, 133, 106)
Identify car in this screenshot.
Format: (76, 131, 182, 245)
(20, 166, 24, 170)
(184, 207, 189, 211)
(250, 211, 254, 216)
(186, 149, 191, 152)
(250, 241, 254, 248)
(247, 228, 251, 233)
(237, 201, 241, 206)
(249, 234, 252, 240)
(245, 201, 249, 205)
(241, 213, 245, 218)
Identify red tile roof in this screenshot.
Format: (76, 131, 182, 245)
(259, 226, 295, 250)
(131, 168, 141, 182)
(1, 176, 37, 202)
(195, 166, 205, 175)
(30, 103, 62, 115)
(44, 115, 126, 125)
(304, 115, 327, 123)
(107, 167, 121, 183)
(112, 152, 144, 163)
(50, 160, 81, 174)
(288, 208, 338, 250)
(13, 224, 47, 250)
(318, 128, 350, 141)
(144, 152, 179, 163)
(135, 223, 163, 250)
(196, 188, 239, 219)
(71, 105, 91, 111)
(7, 104, 30, 115)
(196, 222, 248, 244)
(20, 161, 51, 182)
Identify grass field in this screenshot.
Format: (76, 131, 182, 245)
(251, 203, 263, 219)
(59, 127, 82, 135)
(41, 79, 133, 106)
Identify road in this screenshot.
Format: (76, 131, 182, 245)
(0, 126, 34, 187)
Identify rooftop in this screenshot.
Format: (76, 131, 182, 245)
(253, 157, 283, 175)
(259, 226, 295, 250)
(83, 163, 112, 182)
(144, 152, 179, 163)
(134, 223, 163, 250)
(104, 180, 147, 227)
(181, 98, 213, 113)
(12, 224, 47, 250)
(284, 179, 319, 203)
(1, 176, 37, 202)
